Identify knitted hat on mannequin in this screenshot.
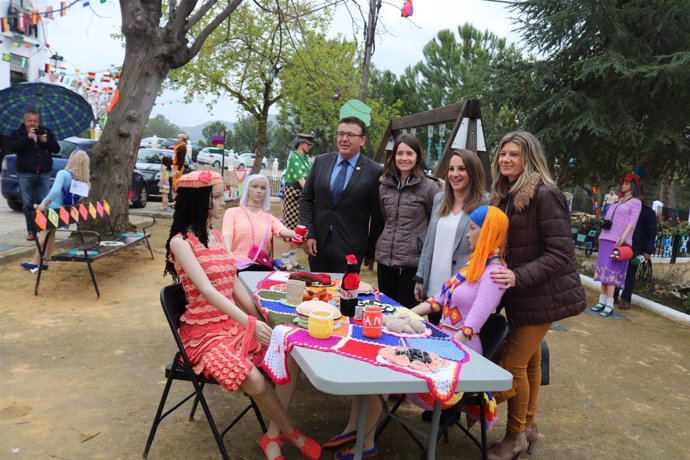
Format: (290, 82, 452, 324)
(176, 170, 223, 189)
(461, 205, 509, 283)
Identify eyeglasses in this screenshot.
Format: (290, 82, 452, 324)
(337, 131, 364, 140)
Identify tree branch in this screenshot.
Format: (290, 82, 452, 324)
(185, 0, 244, 64)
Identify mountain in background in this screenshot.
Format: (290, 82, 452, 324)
(178, 120, 235, 143)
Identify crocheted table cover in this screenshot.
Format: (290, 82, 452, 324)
(262, 322, 470, 404)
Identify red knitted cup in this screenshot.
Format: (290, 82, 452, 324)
(292, 225, 307, 245)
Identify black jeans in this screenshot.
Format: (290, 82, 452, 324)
(376, 263, 418, 308)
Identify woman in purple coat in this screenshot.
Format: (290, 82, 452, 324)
(591, 173, 642, 316)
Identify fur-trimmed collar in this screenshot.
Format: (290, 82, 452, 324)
(492, 172, 543, 213)
(512, 172, 543, 212)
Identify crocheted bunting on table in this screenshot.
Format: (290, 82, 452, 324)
(255, 289, 287, 302)
(350, 325, 403, 346)
(336, 337, 387, 363)
(405, 337, 470, 364)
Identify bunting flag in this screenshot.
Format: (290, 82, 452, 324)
(1, 17, 7, 32)
(87, 71, 96, 81)
(60, 2, 68, 16)
(401, 0, 413, 17)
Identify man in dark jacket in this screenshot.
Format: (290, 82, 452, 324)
(7, 110, 60, 240)
(618, 202, 657, 309)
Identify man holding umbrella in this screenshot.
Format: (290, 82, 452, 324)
(7, 109, 59, 240)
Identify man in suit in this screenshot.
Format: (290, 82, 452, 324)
(299, 116, 383, 272)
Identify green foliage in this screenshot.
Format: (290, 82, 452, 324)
(279, 33, 360, 150)
(168, 0, 331, 162)
(657, 217, 690, 237)
(367, 23, 522, 153)
(486, 0, 690, 187)
(143, 114, 180, 138)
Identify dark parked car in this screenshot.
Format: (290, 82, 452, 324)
(1, 137, 148, 210)
(135, 148, 195, 199)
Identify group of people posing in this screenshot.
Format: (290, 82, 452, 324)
(164, 116, 588, 460)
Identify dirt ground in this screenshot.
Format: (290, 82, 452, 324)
(2, 214, 690, 460)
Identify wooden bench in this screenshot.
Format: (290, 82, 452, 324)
(31, 200, 156, 298)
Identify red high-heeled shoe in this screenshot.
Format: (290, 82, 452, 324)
(259, 433, 285, 460)
(287, 429, 322, 460)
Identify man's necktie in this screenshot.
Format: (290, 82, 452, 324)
(331, 161, 348, 203)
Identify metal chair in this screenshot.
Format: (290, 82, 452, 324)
(374, 313, 510, 460)
(143, 284, 267, 459)
(434, 312, 510, 460)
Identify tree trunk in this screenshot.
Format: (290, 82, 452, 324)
(88, 36, 168, 230)
(358, 0, 379, 102)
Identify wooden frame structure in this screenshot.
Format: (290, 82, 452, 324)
(373, 99, 490, 188)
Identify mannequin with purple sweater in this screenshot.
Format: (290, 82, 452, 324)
(592, 173, 642, 317)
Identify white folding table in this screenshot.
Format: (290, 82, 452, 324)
(238, 271, 513, 460)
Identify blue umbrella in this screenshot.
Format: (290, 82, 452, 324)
(0, 82, 94, 139)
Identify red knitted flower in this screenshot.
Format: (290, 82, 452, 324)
(342, 273, 360, 290)
(199, 171, 213, 183)
(345, 254, 357, 265)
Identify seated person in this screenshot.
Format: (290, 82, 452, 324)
(324, 205, 509, 459)
(164, 171, 320, 460)
(222, 174, 294, 271)
(20, 150, 90, 272)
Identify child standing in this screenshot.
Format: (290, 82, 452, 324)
(159, 156, 173, 211)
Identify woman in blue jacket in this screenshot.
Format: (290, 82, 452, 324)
(20, 150, 90, 272)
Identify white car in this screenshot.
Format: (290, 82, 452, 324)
(197, 147, 237, 168)
(236, 152, 268, 169)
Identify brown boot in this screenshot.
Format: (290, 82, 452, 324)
(524, 424, 543, 454)
(488, 431, 528, 460)
(619, 299, 631, 310)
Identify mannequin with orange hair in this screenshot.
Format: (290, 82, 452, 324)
(411, 205, 509, 354)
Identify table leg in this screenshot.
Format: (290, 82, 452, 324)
(427, 400, 441, 459)
(353, 395, 369, 460)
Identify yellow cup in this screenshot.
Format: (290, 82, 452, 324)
(308, 310, 333, 339)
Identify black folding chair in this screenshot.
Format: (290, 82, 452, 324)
(374, 313, 510, 460)
(143, 284, 267, 459)
(433, 313, 510, 460)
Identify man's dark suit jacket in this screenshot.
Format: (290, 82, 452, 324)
(299, 151, 383, 272)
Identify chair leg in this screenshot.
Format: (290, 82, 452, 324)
(480, 393, 488, 460)
(189, 382, 205, 420)
(143, 373, 176, 458)
(189, 379, 231, 460)
(250, 396, 268, 433)
(144, 237, 154, 259)
(85, 260, 100, 299)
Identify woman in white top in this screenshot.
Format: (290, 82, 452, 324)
(414, 149, 487, 324)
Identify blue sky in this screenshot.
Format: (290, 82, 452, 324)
(40, 0, 520, 127)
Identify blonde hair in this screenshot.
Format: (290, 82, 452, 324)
(438, 149, 486, 217)
(65, 150, 90, 184)
(491, 131, 555, 203)
(461, 206, 508, 283)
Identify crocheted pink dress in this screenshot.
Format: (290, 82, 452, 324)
(171, 230, 265, 391)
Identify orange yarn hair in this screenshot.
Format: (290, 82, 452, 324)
(461, 205, 509, 283)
